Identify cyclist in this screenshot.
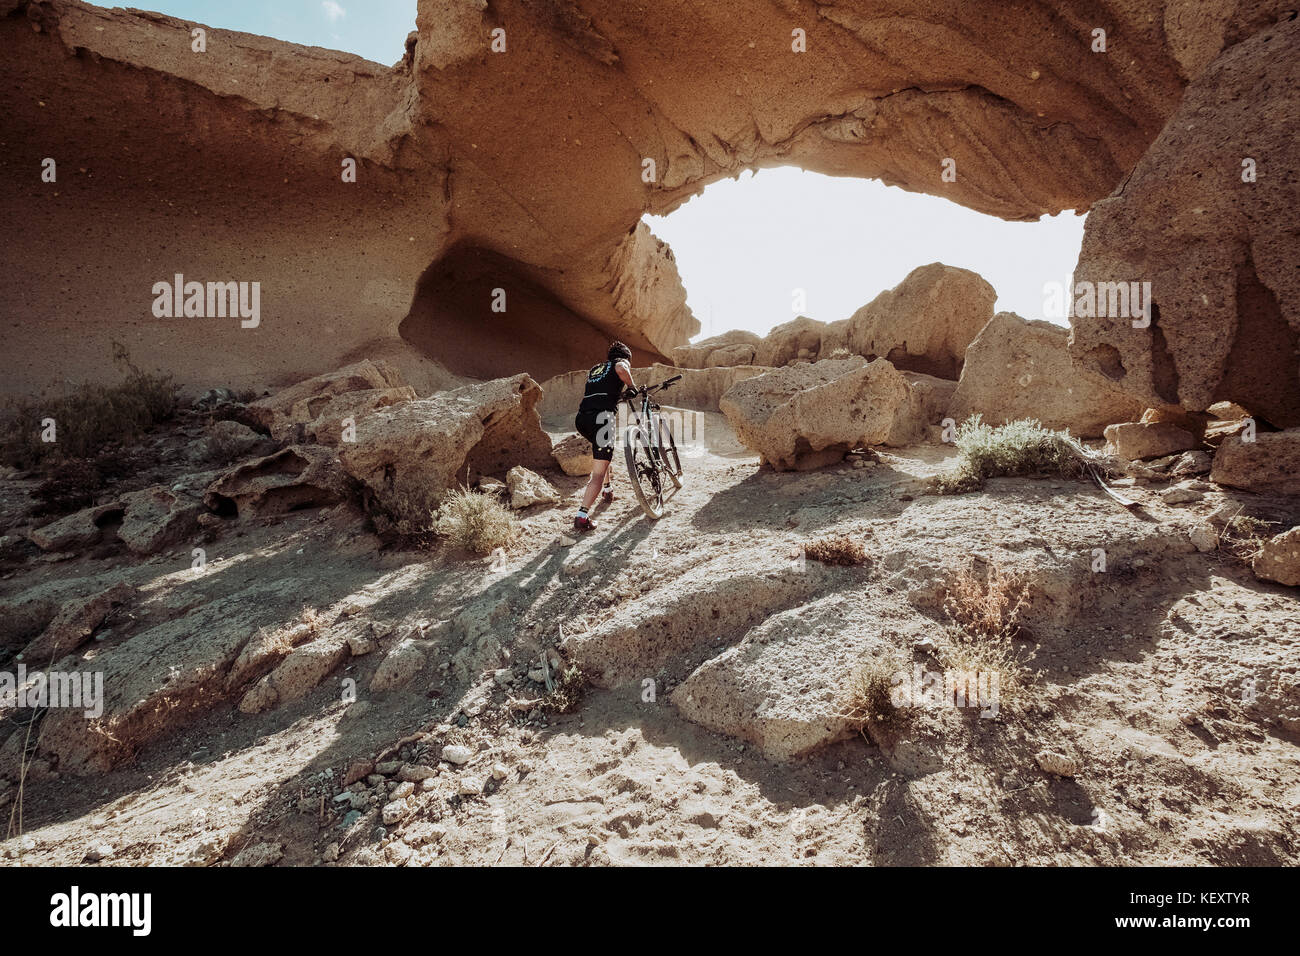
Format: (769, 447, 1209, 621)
(573, 341, 636, 533)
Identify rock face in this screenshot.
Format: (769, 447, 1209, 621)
(1210, 430, 1300, 495)
(246, 359, 411, 438)
(719, 358, 910, 470)
(754, 317, 830, 368)
(843, 263, 996, 379)
(205, 446, 353, 518)
(948, 313, 1145, 437)
(338, 374, 552, 510)
(1253, 527, 1300, 588)
(1104, 422, 1198, 461)
(1069, 16, 1300, 429)
(671, 331, 761, 369)
(6, 0, 1266, 401)
(673, 264, 993, 378)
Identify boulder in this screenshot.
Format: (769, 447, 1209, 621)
(506, 466, 560, 509)
(238, 636, 350, 714)
(245, 359, 408, 435)
(203, 420, 264, 460)
(551, 434, 594, 477)
(283, 387, 418, 445)
(671, 596, 904, 760)
(1211, 429, 1300, 495)
(754, 316, 828, 368)
(947, 312, 1145, 437)
(1253, 527, 1300, 587)
(843, 263, 997, 378)
(671, 330, 761, 369)
(338, 374, 552, 509)
(1104, 421, 1198, 461)
(19, 582, 136, 665)
(27, 502, 125, 553)
(204, 446, 353, 518)
(719, 357, 910, 470)
(117, 485, 206, 555)
(370, 639, 426, 692)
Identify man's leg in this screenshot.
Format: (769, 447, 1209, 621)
(576, 459, 610, 529)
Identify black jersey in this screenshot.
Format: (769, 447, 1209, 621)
(578, 360, 627, 414)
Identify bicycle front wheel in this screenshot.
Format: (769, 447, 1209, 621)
(658, 417, 683, 489)
(624, 427, 665, 519)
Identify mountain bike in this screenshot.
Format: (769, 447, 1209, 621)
(621, 375, 683, 519)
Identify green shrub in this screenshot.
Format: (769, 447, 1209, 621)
(934, 416, 1089, 493)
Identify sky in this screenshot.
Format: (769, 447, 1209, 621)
(147, 0, 416, 64)
(647, 169, 1087, 342)
(145, 2, 1087, 342)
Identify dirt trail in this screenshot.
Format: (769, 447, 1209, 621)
(2, 420, 1298, 866)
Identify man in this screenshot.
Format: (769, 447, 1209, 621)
(573, 341, 636, 532)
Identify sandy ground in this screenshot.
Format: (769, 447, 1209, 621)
(1, 414, 1298, 867)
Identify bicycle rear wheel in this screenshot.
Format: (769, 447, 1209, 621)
(624, 427, 665, 519)
(658, 417, 683, 489)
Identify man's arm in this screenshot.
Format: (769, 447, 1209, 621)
(615, 359, 635, 391)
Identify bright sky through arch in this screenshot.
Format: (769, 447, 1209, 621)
(646, 168, 1087, 343)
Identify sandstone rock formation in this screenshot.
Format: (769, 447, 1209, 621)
(1210, 429, 1300, 495)
(246, 360, 411, 437)
(670, 330, 761, 369)
(719, 357, 911, 470)
(842, 263, 996, 379)
(205, 446, 353, 518)
(536, 363, 768, 421)
(338, 374, 552, 512)
(6, 0, 1279, 404)
(551, 433, 594, 477)
(1104, 421, 1198, 462)
(948, 313, 1145, 438)
(754, 317, 829, 368)
(1069, 14, 1300, 428)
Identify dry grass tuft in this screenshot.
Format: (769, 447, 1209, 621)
(543, 664, 588, 714)
(838, 655, 905, 735)
(439, 487, 519, 555)
(804, 534, 870, 566)
(939, 560, 1032, 703)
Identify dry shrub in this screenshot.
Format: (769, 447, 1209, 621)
(543, 664, 588, 714)
(367, 484, 441, 538)
(940, 560, 1031, 702)
(838, 655, 905, 735)
(439, 487, 519, 555)
(934, 415, 1090, 494)
(0, 345, 177, 470)
(943, 559, 1028, 640)
(826, 347, 853, 359)
(1219, 513, 1280, 560)
(804, 534, 870, 566)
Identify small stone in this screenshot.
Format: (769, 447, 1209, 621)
(1188, 524, 1218, 553)
(391, 781, 415, 800)
(458, 777, 483, 796)
(491, 763, 509, 781)
(84, 844, 114, 862)
(341, 810, 362, 828)
(1162, 486, 1203, 505)
(1033, 750, 1078, 777)
(322, 843, 340, 862)
(342, 759, 373, 786)
(375, 760, 401, 775)
(398, 763, 438, 783)
(442, 744, 473, 765)
(381, 799, 408, 824)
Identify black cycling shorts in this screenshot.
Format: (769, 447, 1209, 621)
(575, 409, 616, 462)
